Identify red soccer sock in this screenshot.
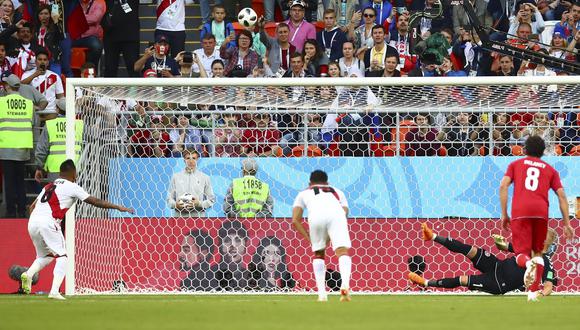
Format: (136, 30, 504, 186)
(528, 257, 544, 292)
(516, 254, 530, 268)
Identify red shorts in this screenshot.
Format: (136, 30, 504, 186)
(511, 218, 548, 256)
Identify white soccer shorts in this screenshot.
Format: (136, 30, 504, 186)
(308, 214, 351, 252)
(28, 218, 66, 258)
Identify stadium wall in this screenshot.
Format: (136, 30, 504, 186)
(110, 157, 579, 218)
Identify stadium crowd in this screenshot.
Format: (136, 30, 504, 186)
(0, 0, 579, 218)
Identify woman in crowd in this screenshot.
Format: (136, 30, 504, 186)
(35, 5, 64, 74)
(302, 39, 329, 77)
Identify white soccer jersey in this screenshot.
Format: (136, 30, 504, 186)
(22, 69, 64, 113)
(293, 185, 348, 217)
(156, 0, 193, 31)
(30, 178, 90, 224)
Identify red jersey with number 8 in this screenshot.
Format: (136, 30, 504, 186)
(505, 156, 563, 219)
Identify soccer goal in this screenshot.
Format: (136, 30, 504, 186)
(64, 76, 580, 295)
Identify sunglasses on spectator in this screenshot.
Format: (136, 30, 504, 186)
(364, 13, 375, 17)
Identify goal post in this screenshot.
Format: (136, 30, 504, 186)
(65, 76, 580, 295)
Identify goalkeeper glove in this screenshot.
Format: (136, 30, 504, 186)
(492, 234, 509, 251)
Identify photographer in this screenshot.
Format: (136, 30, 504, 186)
(134, 35, 180, 77)
(21, 49, 64, 116)
(174, 51, 209, 78)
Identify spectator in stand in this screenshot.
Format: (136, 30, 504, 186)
(514, 112, 561, 155)
(364, 0, 393, 30)
(302, 39, 329, 76)
(276, 111, 303, 156)
(327, 0, 360, 29)
(242, 113, 281, 157)
(221, 0, 252, 24)
(452, 0, 492, 36)
(408, 52, 439, 77)
(416, 0, 452, 35)
(168, 115, 204, 157)
(244, 18, 268, 58)
(209, 58, 225, 77)
(549, 31, 576, 60)
(21, 49, 64, 116)
(149, 117, 173, 157)
(200, 5, 235, 49)
(220, 29, 258, 77)
(134, 35, 180, 77)
(285, 0, 316, 52)
(103, 0, 140, 77)
(155, 0, 193, 58)
(0, 0, 20, 30)
(554, 4, 580, 43)
(282, 0, 317, 22)
(317, 9, 348, 62)
(363, 25, 398, 73)
(508, 2, 545, 42)
(0, 42, 15, 77)
(260, 21, 296, 76)
(214, 112, 243, 157)
(264, 0, 286, 22)
(7, 22, 45, 79)
(179, 229, 218, 291)
(192, 34, 223, 75)
(248, 236, 296, 291)
(388, 13, 416, 74)
(439, 112, 478, 156)
(537, 0, 563, 20)
(366, 53, 400, 77)
(167, 149, 215, 217)
(451, 26, 484, 76)
(327, 61, 341, 77)
(495, 55, 516, 76)
(127, 102, 151, 141)
(405, 113, 442, 156)
(280, 52, 312, 102)
(215, 220, 251, 291)
(338, 41, 365, 76)
(34, 5, 64, 75)
(438, 56, 467, 77)
(73, 0, 105, 73)
(492, 112, 515, 156)
(353, 6, 376, 56)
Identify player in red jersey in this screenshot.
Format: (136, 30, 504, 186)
(20, 160, 134, 300)
(500, 136, 574, 301)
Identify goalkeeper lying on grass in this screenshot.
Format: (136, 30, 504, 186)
(408, 223, 558, 297)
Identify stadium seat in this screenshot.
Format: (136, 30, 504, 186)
(291, 145, 323, 157)
(569, 145, 580, 156)
(511, 145, 524, 156)
(438, 146, 448, 156)
(232, 22, 245, 34)
(373, 120, 415, 157)
(71, 47, 89, 76)
(264, 22, 277, 37)
(314, 21, 325, 33)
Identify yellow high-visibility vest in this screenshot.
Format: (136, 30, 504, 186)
(0, 94, 33, 149)
(45, 117, 84, 172)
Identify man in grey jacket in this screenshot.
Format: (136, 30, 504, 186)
(167, 149, 215, 217)
(259, 21, 296, 77)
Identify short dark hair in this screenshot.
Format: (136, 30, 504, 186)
(290, 52, 303, 61)
(212, 4, 226, 12)
(202, 33, 216, 41)
(36, 49, 49, 59)
(211, 59, 224, 69)
(309, 170, 328, 184)
(60, 159, 76, 173)
(218, 220, 249, 244)
(236, 30, 253, 48)
(276, 22, 289, 31)
(182, 149, 200, 159)
(372, 24, 386, 34)
(80, 62, 96, 71)
(525, 135, 546, 158)
(186, 229, 214, 261)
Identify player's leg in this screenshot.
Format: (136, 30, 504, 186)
(49, 255, 68, 300)
(421, 223, 477, 259)
(408, 272, 466, 290)
(329, 216, 352, 302)
(511, 218, 533, 268)
(22, 223, 55, 294)
(38, 223, 68, 300)
(527, 219, 548, 300)
(310, 219, 329, 302)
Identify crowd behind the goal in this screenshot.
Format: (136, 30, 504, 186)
(0, 0, 580, 219)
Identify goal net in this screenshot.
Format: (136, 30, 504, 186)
(65, 76, 580, 295)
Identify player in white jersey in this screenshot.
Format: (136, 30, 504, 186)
(21, 160, 134, 300)
(292, 170, 352, 302)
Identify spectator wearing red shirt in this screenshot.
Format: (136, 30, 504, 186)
(404, 114, 442, 156)
(242, 114, 281, 157)
(73, 0, 106, 73)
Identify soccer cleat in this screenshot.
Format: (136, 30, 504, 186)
(524, 260, 537, 289)
(317, 295, 328, 302)
(20, 272, 31, 294)
(48, 292, 66, 300)
(527, 291, 540, 302)
(421, 223, 434, 241)
(492, 234, 509, 251)
(339, 288, 351, 302)
(408, 272, 427, 287)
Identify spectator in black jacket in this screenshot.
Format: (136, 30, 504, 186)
(103, 0, 140, 77)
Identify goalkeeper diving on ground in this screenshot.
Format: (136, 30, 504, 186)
(408, 223, 558, 297)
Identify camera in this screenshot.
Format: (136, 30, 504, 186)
(182, 51, 193, 64)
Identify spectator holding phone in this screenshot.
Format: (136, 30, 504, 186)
(21, 49, 64, 116)
(508, 2, 545, 42)
(220, 30, 259, 77)
(134, 35, 180, 77)
(34, 4, 64, 75)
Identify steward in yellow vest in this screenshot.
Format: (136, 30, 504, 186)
(223, 158, 274, 218)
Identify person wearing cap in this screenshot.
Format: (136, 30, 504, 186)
(283, 0, 317, 53)
(0, 72, 48, 111)
(283, 0, 317, 23)
(34, 99, 84, 183)
(134, 35, 180, 77)
(223, 158, 274, 218)
(0, 72, 34, 217)
(167, 149, 215, 218)
(155, 0, 194, 58)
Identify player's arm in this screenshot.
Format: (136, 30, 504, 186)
(555, 188, 574, 239)
(292, 207, 310, 243)
(499, 176, 512, 230)
(84, 196, 135, 214)
(541, 280, 554, 297)
(28, 197, 38, 214)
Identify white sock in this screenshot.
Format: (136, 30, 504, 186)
(312, 258, 326, 297)
(431, 234, 437, 241)
(26, 256, 53, 277)
(338, 255, 352, 290)
(50, 256, 68, 295)
(532, 256, 544, 266)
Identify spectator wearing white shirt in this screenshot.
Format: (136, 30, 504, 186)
(155, 0, 194, 58)
(21, 49, 64, 115)
(192, 34, 222, 75)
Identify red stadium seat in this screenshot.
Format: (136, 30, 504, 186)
(71, 47, 88, 76)
(438, 146, 448, 156)
(555, 144, 563, 155)
(569, 145, 580, 156)
(314, 21, 325, 33)
(291, 145, 323, 157)
(264, 22, 277, 38)
(373, 120, 415, 157)
(511, 145, 524, 156)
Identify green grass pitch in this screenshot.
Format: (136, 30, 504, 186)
(2, 295, 580, 330)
